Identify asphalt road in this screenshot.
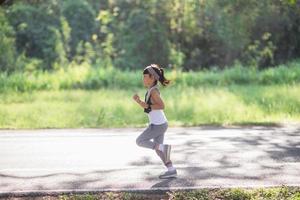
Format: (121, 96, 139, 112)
(0, 125, 300, 196)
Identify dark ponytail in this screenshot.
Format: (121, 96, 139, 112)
(158, 67, 170, 86)
(150, 64, 171, 86)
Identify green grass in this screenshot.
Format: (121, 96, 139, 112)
(0, 60, 300, 92)
(0, 84, 300, 129)
(1, 60, 300, 129)
(4, 186, 299, 199)
(169, 187, 300, 200)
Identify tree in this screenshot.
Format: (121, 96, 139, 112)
(62, 0, 96, 58)
(7, 3, 63, 70)
(115, 8, 169, 69)
(0, 8, 17, 72)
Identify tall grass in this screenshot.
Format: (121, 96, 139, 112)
(1, 61, 299, 128)
(0, 60, 300, 92)
(0, 84, 299, 129)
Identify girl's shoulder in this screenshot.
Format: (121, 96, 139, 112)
(150, 87, 160, 95)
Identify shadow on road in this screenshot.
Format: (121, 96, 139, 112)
(0, 126, 299, 192)
(134, 125, 300, 188)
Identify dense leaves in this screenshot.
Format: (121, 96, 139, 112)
(0, 0, 299, 71)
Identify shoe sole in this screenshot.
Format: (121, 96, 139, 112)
(159, 174, 177, 179)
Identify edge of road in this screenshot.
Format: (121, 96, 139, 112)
(1, 184, 300, 198)
(1, 122, 300, 132)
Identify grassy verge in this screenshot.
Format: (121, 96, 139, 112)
(0, 60, 300, 92)
(2, 187, 300, 200)
(0, 84, 300, 129)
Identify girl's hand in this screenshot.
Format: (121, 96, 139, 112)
(133, 94, 141, 103)
(132, 94, 148, 108)
(133, 94, 147, 108)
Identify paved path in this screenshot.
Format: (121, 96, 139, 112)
(0, 125, 300, 196)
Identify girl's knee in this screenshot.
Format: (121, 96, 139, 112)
(136, 137, 143, 147)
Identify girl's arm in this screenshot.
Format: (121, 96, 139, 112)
(133, 94, 148, 108)
(149, 89, 165, 110)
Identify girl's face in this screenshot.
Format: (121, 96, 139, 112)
(143, 74, 155, 87)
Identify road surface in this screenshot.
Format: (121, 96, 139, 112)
(0, 125, 300, 196)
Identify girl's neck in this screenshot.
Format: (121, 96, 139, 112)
(147, 83, 157, 89)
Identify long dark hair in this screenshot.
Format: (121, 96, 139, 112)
(143, 64, 170, 86)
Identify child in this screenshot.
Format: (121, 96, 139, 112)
(133, 64, 177, 179)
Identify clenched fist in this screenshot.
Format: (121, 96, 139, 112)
(133, 94, 141, 103)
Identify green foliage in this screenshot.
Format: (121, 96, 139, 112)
(1, 0, 300, 71)
(243, 32, 276, 68)
(1, 68, 300, 128)
(27, 187, 300, 200)
(1, 84, 299, 128)
(62, 0, 96, 58)
(169, 189, 209, 200)
(221, 188, 251, 200)
(0, 9, 17, 73)
(168, 187, 300, 200)
(95, 9, 117, 67)
(251, 0, 300, 67)
(0, 60, 300, 93)
(57, 192, 164, 200)
(115, 7, 169, 69)
(7, 3, 63, 70)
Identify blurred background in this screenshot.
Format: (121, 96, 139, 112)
(0, 0, 300, 128)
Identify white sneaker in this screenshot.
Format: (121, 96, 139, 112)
(159, 169, 177, 179)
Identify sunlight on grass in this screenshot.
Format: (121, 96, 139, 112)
(0, 84, 299, 129)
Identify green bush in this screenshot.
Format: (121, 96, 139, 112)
(115, 8, 169, 69)
(62, 0, 96, 58)
(0, 9, 17, 73)
(169, 190, 209, 200)
(7, 3, 63, 70)
(0, 60, 300, 93)
(1, 0, 300, 71)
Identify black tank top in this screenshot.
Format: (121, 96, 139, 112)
(144, 90, 152, 113)
(144, 86, 159, 113)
